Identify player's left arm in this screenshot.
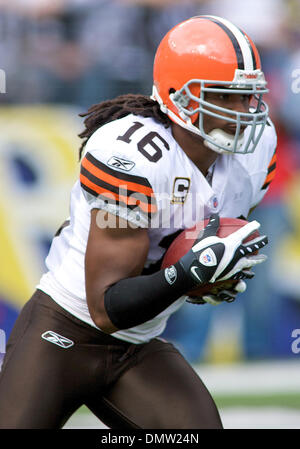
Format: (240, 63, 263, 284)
(248, 119, 278, 215)
(195, 124, 277, 306)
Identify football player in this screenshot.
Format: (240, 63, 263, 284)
(0, 16, 275, 429)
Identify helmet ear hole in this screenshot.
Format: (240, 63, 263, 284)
(169, 88, 176, 95)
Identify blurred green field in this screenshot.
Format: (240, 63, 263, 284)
(215, 392, 300, 408)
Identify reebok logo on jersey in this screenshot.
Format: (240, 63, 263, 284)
(107, 156, 135, 172)
(199, 248, 217, 267)
(41, 331, 74, 349)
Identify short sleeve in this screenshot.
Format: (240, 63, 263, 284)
(80, 151, 157, 227)
(250, 120, 277, 208)
(260, 147, 277, 191)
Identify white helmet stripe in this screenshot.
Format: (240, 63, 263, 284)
(208, 16, 255, 70)
(239, 29, 257, 70)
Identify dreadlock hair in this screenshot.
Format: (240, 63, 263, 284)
(78, 94, 171, 159)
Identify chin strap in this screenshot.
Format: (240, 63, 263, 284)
(203, 129, 244, 154)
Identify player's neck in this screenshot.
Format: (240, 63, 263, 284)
(171, 123, 219, 177)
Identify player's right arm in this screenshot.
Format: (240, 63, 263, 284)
(85, 211, 268, 333)
(85, 209, 150, 333)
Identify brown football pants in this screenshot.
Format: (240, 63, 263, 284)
(0, 290, 223, 429)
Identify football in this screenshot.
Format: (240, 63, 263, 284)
(161, 217, 260, 297)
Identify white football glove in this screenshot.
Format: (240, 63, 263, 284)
(179, 214, 268, 286)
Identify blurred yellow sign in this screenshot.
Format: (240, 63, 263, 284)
(0, 106, 81, 309)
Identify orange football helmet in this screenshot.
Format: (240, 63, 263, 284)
(152, 15, 269, 154)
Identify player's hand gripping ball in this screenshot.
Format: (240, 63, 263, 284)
(161, 217, 263, 304)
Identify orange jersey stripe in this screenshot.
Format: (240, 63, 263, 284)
(82, 157, 154, 198)
(264, 170, 276, 185)
(268, 152, 277, 168)
(80, 174, 157, 214)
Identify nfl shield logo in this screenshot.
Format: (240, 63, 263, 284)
(202, 253, 212, 264)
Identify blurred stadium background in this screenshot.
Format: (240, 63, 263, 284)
(0, 0, 300, 429)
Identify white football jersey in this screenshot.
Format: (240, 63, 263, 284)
(37, 113, 277, 344)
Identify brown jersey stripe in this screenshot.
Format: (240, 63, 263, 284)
(81, 166, 155, 207)
(261, 149, 277, 190)
(261, 181, 271, 190)
(85, 152, 151, 188)
(265, 169, 276, 185)
(81, 176, 157, 216)
(267, 162, 276, 175)
(81, 182, 137, 213)
(82, 155, 154, 198)
(80, 174, 157, 214)
(261, 170, 276, 190)
(268, 153, 277, 171)
(81, 182, 101, 198)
